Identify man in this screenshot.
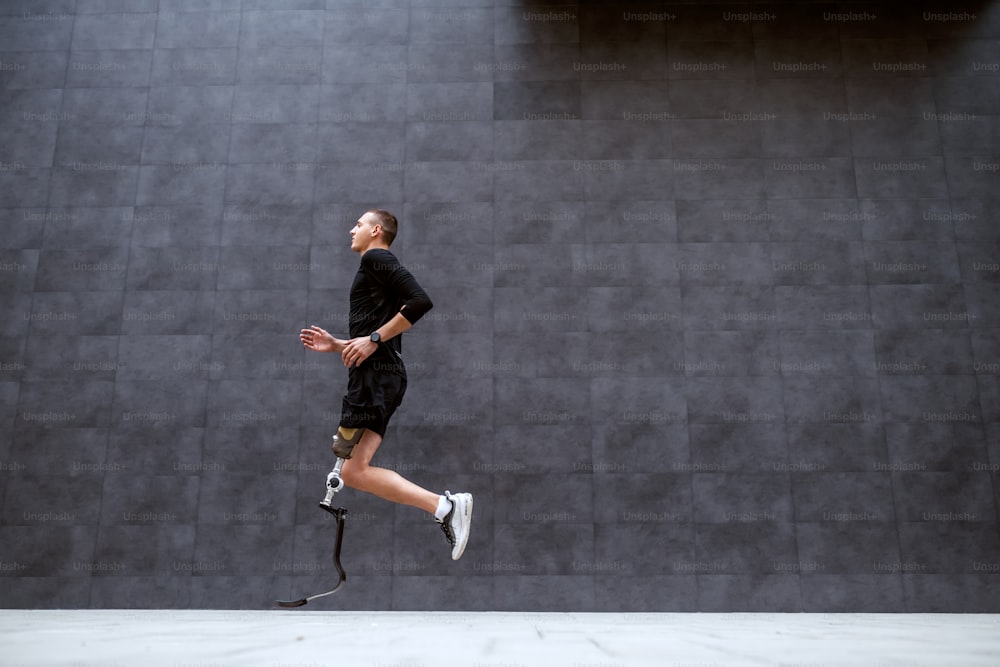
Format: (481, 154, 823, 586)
(299, 209, 473, 560)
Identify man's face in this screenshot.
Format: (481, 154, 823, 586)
(350, 212, 380, 253)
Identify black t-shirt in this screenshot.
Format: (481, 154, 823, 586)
(348, 248, 433, 375)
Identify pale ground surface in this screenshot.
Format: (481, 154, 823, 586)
(1, 611, 998, 667)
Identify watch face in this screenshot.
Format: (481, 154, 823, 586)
(370, 332, 380, 343)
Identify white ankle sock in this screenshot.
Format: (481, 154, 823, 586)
(434, 495, 452, 521)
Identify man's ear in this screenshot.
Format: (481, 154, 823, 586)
(371, 224, 381, 237)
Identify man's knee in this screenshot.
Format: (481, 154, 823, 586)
(331, 426, 363, 459)
(339, 458, 368, 489)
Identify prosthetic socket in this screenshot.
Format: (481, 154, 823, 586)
(321, 426, 362, 508)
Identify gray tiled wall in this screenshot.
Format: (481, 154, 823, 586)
(1, 0, 998, 611)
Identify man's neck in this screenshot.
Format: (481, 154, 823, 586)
(359, 242, 390, 255)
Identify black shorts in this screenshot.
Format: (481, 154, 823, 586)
(340, 364, 407, 438)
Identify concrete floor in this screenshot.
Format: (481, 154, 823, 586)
(1, 611, 998, 666)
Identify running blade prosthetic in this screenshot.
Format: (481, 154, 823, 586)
(275, 504, 347, 608)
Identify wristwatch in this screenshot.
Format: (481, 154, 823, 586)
(369, 332, 381, 344)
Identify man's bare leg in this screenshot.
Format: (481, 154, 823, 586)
(340, 429, 439, 515)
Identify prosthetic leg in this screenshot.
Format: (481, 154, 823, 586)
(275, 427, 362, 609)
(320, 426, 362, 508)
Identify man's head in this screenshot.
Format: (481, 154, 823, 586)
(350, 209, 397, 253)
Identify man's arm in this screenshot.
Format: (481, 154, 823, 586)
(374, 311, 413, 343)
(340, 250, 434, 368)
(363, 249, 433, 324)
(340, 311, 413, 368)
(300, 325, 348, 354)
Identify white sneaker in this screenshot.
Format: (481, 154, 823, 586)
(436, 491, 473, 560)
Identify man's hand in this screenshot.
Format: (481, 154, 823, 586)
(300, 325, 344, 353)
(341, 337, 377, 368)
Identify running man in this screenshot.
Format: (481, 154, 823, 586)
(299, 209, 473, 560)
